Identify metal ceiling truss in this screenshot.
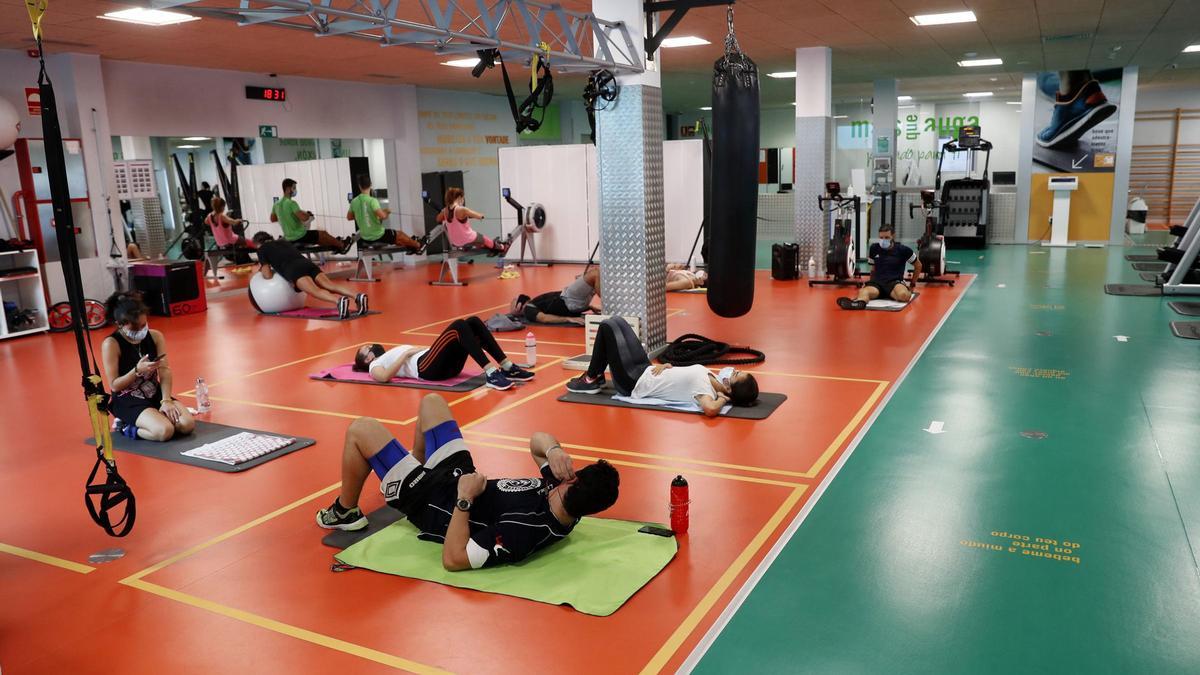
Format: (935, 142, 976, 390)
(152, 0, 645, 73)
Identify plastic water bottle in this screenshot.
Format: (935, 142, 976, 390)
(195, 377, 211, 414)
(807, 257, 817, 279)
(524, 331, 537, 367)
(670, 475, 690, 535)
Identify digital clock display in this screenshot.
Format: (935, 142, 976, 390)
(246, 86, 287, 102)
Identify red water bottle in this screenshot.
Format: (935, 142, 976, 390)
(670, 475, 690, 534)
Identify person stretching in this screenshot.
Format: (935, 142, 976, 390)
(437, 187, 508, 256)
(271, 177, 354, 253)
(347, 174, 424, 253)
(666, 264, 707, 292)
(101, 292, 195, 441)
(252, 232, 366, 319)
(837, 223, 921, 310)
(566, 316, 759, 417)
(353, 316, 535, 391)
(315, 395, 621, 571)
(511, 267, 602, 325)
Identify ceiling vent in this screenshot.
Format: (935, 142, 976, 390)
(1042, 32, 1092, 43)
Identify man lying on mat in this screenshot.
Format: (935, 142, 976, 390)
(665, 264, 707, 292)
(566, 316, 759, 417)
(837, 223, 921, 310)
(353, 316, 534, 391)
(511, 266, 602, 325)
(252, 232, 367, 319)
(317, 394, 621, 570)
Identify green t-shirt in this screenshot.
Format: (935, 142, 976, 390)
(350, 193, 385, 241)
(273, 196, 307, 241)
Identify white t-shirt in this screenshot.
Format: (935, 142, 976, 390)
(631, 364, 716, 403)
(370, 345, 428, 380)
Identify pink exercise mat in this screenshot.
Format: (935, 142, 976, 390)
(266, 308, 381, 321)
(309, 364, 485, 391)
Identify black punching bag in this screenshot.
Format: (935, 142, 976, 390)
(707, 6, 759, 318)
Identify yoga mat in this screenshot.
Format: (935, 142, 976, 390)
(266, 308, 381, 322)
(1124, 254, 1162, 262)
(669, 287, 707, 294)
(1139, 272, 1164, 283)
(1170, 321, 1200, 340)
(557, 389, 786, 420)
(1104, 284, 1161, 297)
(331, 511, 677, 616)
(1132, 262, 1168, 272)
(866, 291, 919, 312)
(1168, 301, 1200, 317)
(310, 364, 485, 392)
(85, 421, 314, 472)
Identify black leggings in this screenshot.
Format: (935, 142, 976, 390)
(417, 317, 507, 380)
(586, 317, 650, 396)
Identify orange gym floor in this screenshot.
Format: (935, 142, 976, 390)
(0, 261, 967, 673)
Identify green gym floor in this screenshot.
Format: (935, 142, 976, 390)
(692, 237, 1200, 672)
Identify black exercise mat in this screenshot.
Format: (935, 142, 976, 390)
(1170, 322, 1200, 340)
(1132, 262, 1168, 272)
(265, 309, 381, 322)
(1124, 254, 1162, 262)
(1139, 272, 1164, 283)
(557, 389, 786, 420)
(1168, 301, 1200, 317)
(322, 506, 405, 549)
(85, 421, 315, 472)
(1104, 284, 1161, 297)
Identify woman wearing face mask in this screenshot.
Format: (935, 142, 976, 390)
(566, 316, 759, 417)
(436, 187, 509, 256)
(101, 292, 195, 441)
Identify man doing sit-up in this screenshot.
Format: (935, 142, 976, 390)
(317, 394, 621, 570)
(511, 267, 601, 325)
(837, 223, 921, 310)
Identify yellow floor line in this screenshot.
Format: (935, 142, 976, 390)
(800, 380, 890, 478)
(207, 342, 368, 389)
(640, 486, 807, 674)
(178, 395, 409, 426)
(0, 542, 95, 574)
(401, 303, 508, 334)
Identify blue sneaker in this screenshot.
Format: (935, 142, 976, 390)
(504, 365, 535, 382)
(1036, 80, 1116, 149)
(485, 369, 514, 391)
(119, 421, 139, 439)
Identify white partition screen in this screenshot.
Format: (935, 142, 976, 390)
(236, 158, 357, 239)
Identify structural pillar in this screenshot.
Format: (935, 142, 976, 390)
(871, 79, 897, 239)
(593, 0, 667, 350)
(793, 47, 832, 274)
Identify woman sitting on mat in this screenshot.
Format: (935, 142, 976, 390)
(666, 264, 707, 292)
(354, 316, 535, 391)
(252, 232, 367, 319)
(101, 292, 195, 441)
(511, 267, 602, 325)
(436, 187, 509, 256)
(566, 316, 759, 417)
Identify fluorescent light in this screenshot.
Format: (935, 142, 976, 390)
(176, 145, 201, 149)
(442, 58, 480, 68)
(182, 137, 211, 141)
(699, 106, 712, 111)
(897, 95, 913, 101)
(1005, 101, 1022, 105)
(833, 115, 848, 119)
(958, 58, 1003, 67)
(660, 36, 710, 48)
(1185, 44, 1200, 53)
(898, 105, 915, 109)
(100, 8, 199, 26)
(910, 11, 976, 26)
(963, 91, 994, 98)
(767, 71, 797, 79)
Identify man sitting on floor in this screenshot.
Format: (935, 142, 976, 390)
(511, 267, 602, 325)
(316, 394, 621, 570)
(837, 223, 921, 310)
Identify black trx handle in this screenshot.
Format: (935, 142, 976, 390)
(85, 450, 136, 538)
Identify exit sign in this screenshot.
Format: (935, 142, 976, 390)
(259, 125, 278, 138)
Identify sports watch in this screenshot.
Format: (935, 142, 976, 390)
(455, 498, 472, 512)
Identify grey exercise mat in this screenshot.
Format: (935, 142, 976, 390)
(1125, 254, 1162, 262)
(1132, 262, 1168, 272)
(1139, 272, 1164, 283)
(85, 421, 315, 472)
(1168, 301, 1200, 317)
(557, 389, 786, 420)
(1170, 321, 1200, 340)
(266, 309, 381, 322)
(322, 506, 405, 549)
(1104, 283, 1161, 297)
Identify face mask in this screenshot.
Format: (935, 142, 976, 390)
(123, 325, 149, 342)
(878, 238, 893, 249)
(717, 367, 735, 384)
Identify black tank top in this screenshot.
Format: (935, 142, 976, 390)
(109, 328, 160, 399)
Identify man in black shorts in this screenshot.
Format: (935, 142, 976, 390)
(837, 223, 922, 310)
(511, 267, 601, 325)
(252, 232, 367, 318)
(316, 394, 620, 570)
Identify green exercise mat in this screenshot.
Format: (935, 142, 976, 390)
(334, 516, 677, 617)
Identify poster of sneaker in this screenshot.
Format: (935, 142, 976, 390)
(1033, 69, 1123, 173)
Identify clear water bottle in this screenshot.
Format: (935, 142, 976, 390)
(807, 256, 817, 279)
(524, 331, 537, 367)
(195, 377, 211, 414)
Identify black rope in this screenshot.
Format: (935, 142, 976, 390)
(660, 334, 765, 367)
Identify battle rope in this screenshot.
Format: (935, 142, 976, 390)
(659, 334, 765, 367)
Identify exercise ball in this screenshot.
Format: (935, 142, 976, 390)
(247, 272, 305, 314)
(0, 97, 19, 150)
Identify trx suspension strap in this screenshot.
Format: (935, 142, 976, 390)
(495, 46, 554, 134)
(27, 0, 136, 537)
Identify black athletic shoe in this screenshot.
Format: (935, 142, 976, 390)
(316, 499, 368, 531)
(355, 293, 369, 316)
(837, 297, 867, 310)
(338, 233, 360, 255)
(337, 296, 351, 320)
(566, 374, 605, 394)
(504, 365, 535, 382)
(413, 234, 430, 254)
